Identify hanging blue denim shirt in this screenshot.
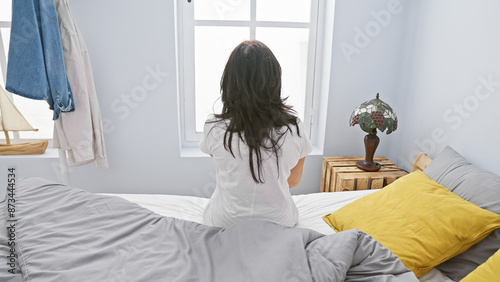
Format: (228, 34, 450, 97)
(6, 0, 75, 120)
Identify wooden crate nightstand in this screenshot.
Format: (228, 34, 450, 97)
(320, 156, 407, 192)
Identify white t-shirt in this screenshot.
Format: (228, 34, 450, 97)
(199, 118, 313, 228)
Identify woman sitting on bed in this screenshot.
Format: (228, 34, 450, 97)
(200, 40, 313, 228)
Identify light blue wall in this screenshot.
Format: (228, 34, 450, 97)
(1, 0, 497, 198)
(325, 0, 407, 158)
(387, 0, 500, 175)
(66, 0, 404, 196)
(61, 0, 409, 196)
(63, 0, 216, 197)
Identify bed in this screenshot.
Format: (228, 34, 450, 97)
(1, 146, 499, 281)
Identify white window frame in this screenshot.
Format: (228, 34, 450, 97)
(0, 21, 10, 86)
(0, 20, 21, 142)
(0, 21, 8, 83)
(176, 0, 335, 153)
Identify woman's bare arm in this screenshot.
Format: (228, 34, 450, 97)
(288, 157, 306, 188)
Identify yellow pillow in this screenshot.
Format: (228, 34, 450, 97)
(323, 170, 500, 277)
(460, 248, 500, 282)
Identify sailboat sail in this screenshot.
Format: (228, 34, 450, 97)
(0, 86, 37, 132)
(0, 85, 47, 155)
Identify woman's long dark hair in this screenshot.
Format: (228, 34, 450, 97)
(213, 40, 300, 183)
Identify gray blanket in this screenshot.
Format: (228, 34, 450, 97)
(1, 177, 418, 282)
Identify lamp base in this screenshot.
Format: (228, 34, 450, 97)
(356, 159, 381, 172)
(357, 129, 381, 172)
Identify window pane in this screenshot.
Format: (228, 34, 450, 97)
(256, 0, 311, 23)
(195, 26, 249, 132)
(195, 0, 250, 21)
(0, 68, 3, 87)
(0, 1, 12, 21)
(256, 27, 309, 123)
(1, 28, 9, 53)
(0, 28, 9, 85)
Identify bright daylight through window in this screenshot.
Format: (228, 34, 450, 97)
(0, 1, 53, 140)
(178, 0, 328, 148)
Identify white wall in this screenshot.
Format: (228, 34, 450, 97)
(0, 153, 60, 201)
(0, 0, 409, 197)
(62, 0, 409, 196)
(2, 0, 497, 198)
(388, 0, 500, 175)
(325, 0, 407, 158)
(64, 0, 216, 197)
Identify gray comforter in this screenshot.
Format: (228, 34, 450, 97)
(1, 177, 418, 282)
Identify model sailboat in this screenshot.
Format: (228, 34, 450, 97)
(0, 86, 48, 155)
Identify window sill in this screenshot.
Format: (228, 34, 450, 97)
(0, 148, 59, 159)
(310, 145, 323, 156)
(180, 145, 323, 158)
(180, 146, 206, 158)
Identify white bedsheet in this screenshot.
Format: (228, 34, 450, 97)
(109, 190, 454, 282)
(109, 190, 378, 235)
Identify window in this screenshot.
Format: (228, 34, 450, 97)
(177, 0, 334, 150)
(0, 2, 53, 141)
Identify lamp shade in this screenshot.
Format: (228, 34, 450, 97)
(350, 93, 398, 134)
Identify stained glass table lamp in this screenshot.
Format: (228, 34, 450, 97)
(349, 93, 398, 172)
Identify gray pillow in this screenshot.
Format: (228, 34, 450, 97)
(423, 146, 500, 281)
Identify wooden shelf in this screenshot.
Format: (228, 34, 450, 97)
(321, 156, 407, 192)
(0, 148, 59, 159)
